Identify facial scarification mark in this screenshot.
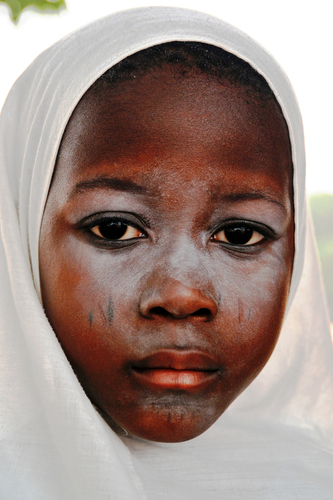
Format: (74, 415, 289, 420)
(238, 299, 245, 324)
(88, 310, 93, 327)
(97, 300, 113, 325)
(99, 304, 108, 324)
(107, 297, 114, 326)
(247, 308, 251, 320)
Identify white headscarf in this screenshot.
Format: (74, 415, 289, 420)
(0, 7, 332, 499)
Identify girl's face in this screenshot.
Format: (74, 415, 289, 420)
(39, 65, 294, 442)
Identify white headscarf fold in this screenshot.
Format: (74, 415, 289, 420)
(0, 7, 332, 499)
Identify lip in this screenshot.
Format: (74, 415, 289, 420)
(132, 350, 220, 390)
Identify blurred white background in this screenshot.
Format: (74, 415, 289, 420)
(0, 0, 332, 196)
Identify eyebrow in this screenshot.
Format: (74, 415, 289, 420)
(70, 177, 288, 214)
(212, 191, 288, 214)
(70, 177, 148, 198)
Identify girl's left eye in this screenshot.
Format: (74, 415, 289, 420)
(213, 225, 264, 246)
(90, 221, 144, 240)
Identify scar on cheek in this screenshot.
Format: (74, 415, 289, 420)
(107, 297, 114, 325)
(238, 299, 244, 324)
(98, 304, 107, 324)
(238, 300, 252, 324)
(88, 310, 93, 327)
(97, 298, 114, 326)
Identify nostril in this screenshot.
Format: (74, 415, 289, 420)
(150, 307, 175, 319)
(148, 306, 213, 320)
(190, 308, 212, 318)
(139, 279, 218, 321)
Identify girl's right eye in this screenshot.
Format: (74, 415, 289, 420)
(90, 221, 145, 241)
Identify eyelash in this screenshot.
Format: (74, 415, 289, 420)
(211, 220, 274, 249)
(81, 214, 148, 247)
(80, 214, 274, 250)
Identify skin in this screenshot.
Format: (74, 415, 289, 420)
(39, 64, 294, 443)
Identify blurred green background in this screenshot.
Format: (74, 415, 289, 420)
(309, 194, 333, 323)
(0, 0, 65, 22)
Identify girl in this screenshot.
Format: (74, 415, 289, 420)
(0, 7, 332, 499)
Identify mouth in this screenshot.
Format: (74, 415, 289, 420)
(132, 350, 220, 390)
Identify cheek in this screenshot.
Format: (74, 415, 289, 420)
(39, 234, 143, 359)
(212, 249, 291, 380)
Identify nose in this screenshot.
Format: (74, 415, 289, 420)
(139, 277, 218, 321)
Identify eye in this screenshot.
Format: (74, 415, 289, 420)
(91, 220, 145, 240)
(213, 224, 264, 246)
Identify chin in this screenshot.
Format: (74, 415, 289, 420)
(128, 419, 213, 443)
(117, 401, 223, 443)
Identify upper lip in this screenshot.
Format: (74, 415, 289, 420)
(132, 350, 219, 371)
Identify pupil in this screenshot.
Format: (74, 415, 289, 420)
(99, 221, 128, 239)
(225, 226, 253, 244)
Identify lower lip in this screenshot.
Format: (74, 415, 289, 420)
(132, 368, 218, 390)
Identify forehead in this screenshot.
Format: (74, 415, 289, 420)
(54, 64, 292, 199)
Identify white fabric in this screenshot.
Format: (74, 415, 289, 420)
(0, 7, 332, 499)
